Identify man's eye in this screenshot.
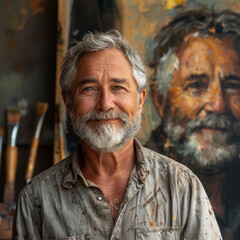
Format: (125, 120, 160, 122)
(185, 81, 207, 94)
(83, 87, 93, 91)
(113, 86, 125, 91)
(81, 87, 97, 95)
(224, 81, 240, 95)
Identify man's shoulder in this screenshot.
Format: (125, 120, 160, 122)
(21, 156, 72, 197)
(33, 156, 70, 181)
(141, 146, 196, 182)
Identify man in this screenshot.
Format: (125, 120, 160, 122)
(13, 30, 221, 239)
(148, 7, 240, 239)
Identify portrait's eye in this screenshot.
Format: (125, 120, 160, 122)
(184, 74, 209, 95)
(224, 80, 240, 95)
(185, 81, 208, 94)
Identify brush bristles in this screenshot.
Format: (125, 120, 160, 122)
(37, 102, 49, 116)
(6, 107, 21, 123)
(0, 126, 4, 136)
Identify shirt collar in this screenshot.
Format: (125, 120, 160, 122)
(63, 138, 149, 189)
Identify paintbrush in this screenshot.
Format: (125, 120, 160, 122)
(4, 107, 21, 211)
(0, 126, 4, 175)
(57, 103, 66, 160)
(25, 102, 48, 183)
(59, 120, 66, 160)
(54, 103, 67, 164)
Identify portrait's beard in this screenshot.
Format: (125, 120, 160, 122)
(163, 113, 240, 174)
(70, 109, 142, 152)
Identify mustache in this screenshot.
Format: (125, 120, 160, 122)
(185, 114, 240, 134)
(81, 110, 129, 123)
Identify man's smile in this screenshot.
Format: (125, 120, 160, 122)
(88, 118, 121, 123)
(87, 119, 123, 128)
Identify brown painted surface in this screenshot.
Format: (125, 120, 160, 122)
(0, 1, 56, 237)
(116, 1, 240, 239)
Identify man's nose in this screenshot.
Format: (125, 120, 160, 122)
(96, 89, 115, 111)
(203, 81, 226, 114)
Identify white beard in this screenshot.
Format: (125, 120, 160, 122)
(70, 109, 142, 152)
(164, 113, 240, 171)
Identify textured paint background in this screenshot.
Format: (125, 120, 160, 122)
(0, 0, 57, 145)
(116, 0, 240, 145)
(116, 1, 240, 238)
(0, 0, 57, 203)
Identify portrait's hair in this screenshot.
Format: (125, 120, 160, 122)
(150, 7, 240, 95)
(60, 29, 146, 97)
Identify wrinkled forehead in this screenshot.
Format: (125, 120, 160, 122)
(177, 34, 240, 71)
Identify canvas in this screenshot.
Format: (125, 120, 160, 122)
(116, 0, 240, 239)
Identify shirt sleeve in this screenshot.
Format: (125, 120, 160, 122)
(179, 171, 223, 240)
(13, 187, 42, 240)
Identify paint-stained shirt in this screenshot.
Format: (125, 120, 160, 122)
(13, 139, 222, 240)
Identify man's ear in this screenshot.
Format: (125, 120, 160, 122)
(61, 91, 72, 115)
(150, 82, 168, 119)
(138, 89, 147, 115)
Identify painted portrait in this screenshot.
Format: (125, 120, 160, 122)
(146, 6, 240, 239)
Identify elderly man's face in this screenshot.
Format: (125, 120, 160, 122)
(64, 49, 146, 152)
(155, 36, 240, 170)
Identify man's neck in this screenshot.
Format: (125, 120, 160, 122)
(79, 139, 136, 178)
(79, 139, 136, 221)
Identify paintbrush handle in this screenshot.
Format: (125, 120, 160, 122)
(0, 127, 4, 174)
(5, 145, 18, 187)
(4, 145, 18, 206)
(59, 136, 66, 160)
(0, 154, 2, 179)
(25, 137, 39, 183)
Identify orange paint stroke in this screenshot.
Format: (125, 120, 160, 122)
(29, 0, 48, 15)
(151, 221, 156, 227)
(3, 0, 49, 35)
(165, 0, 186, 10)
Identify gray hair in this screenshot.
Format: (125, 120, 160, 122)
(150, 7, 240, 95)
(60, 29, 146, 96)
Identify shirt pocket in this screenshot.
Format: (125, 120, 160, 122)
(49, 234, 92, 240)
(136, 227, 177, 240)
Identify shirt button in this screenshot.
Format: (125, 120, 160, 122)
(97, 196, 103, 201)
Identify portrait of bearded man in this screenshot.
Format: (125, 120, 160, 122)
(147, 7, 240, 239)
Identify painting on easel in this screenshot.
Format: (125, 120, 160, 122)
(148, 7, 240, 239)
(118, 1, 240, 239)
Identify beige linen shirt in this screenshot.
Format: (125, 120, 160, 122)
(13, 139, 222, 240)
